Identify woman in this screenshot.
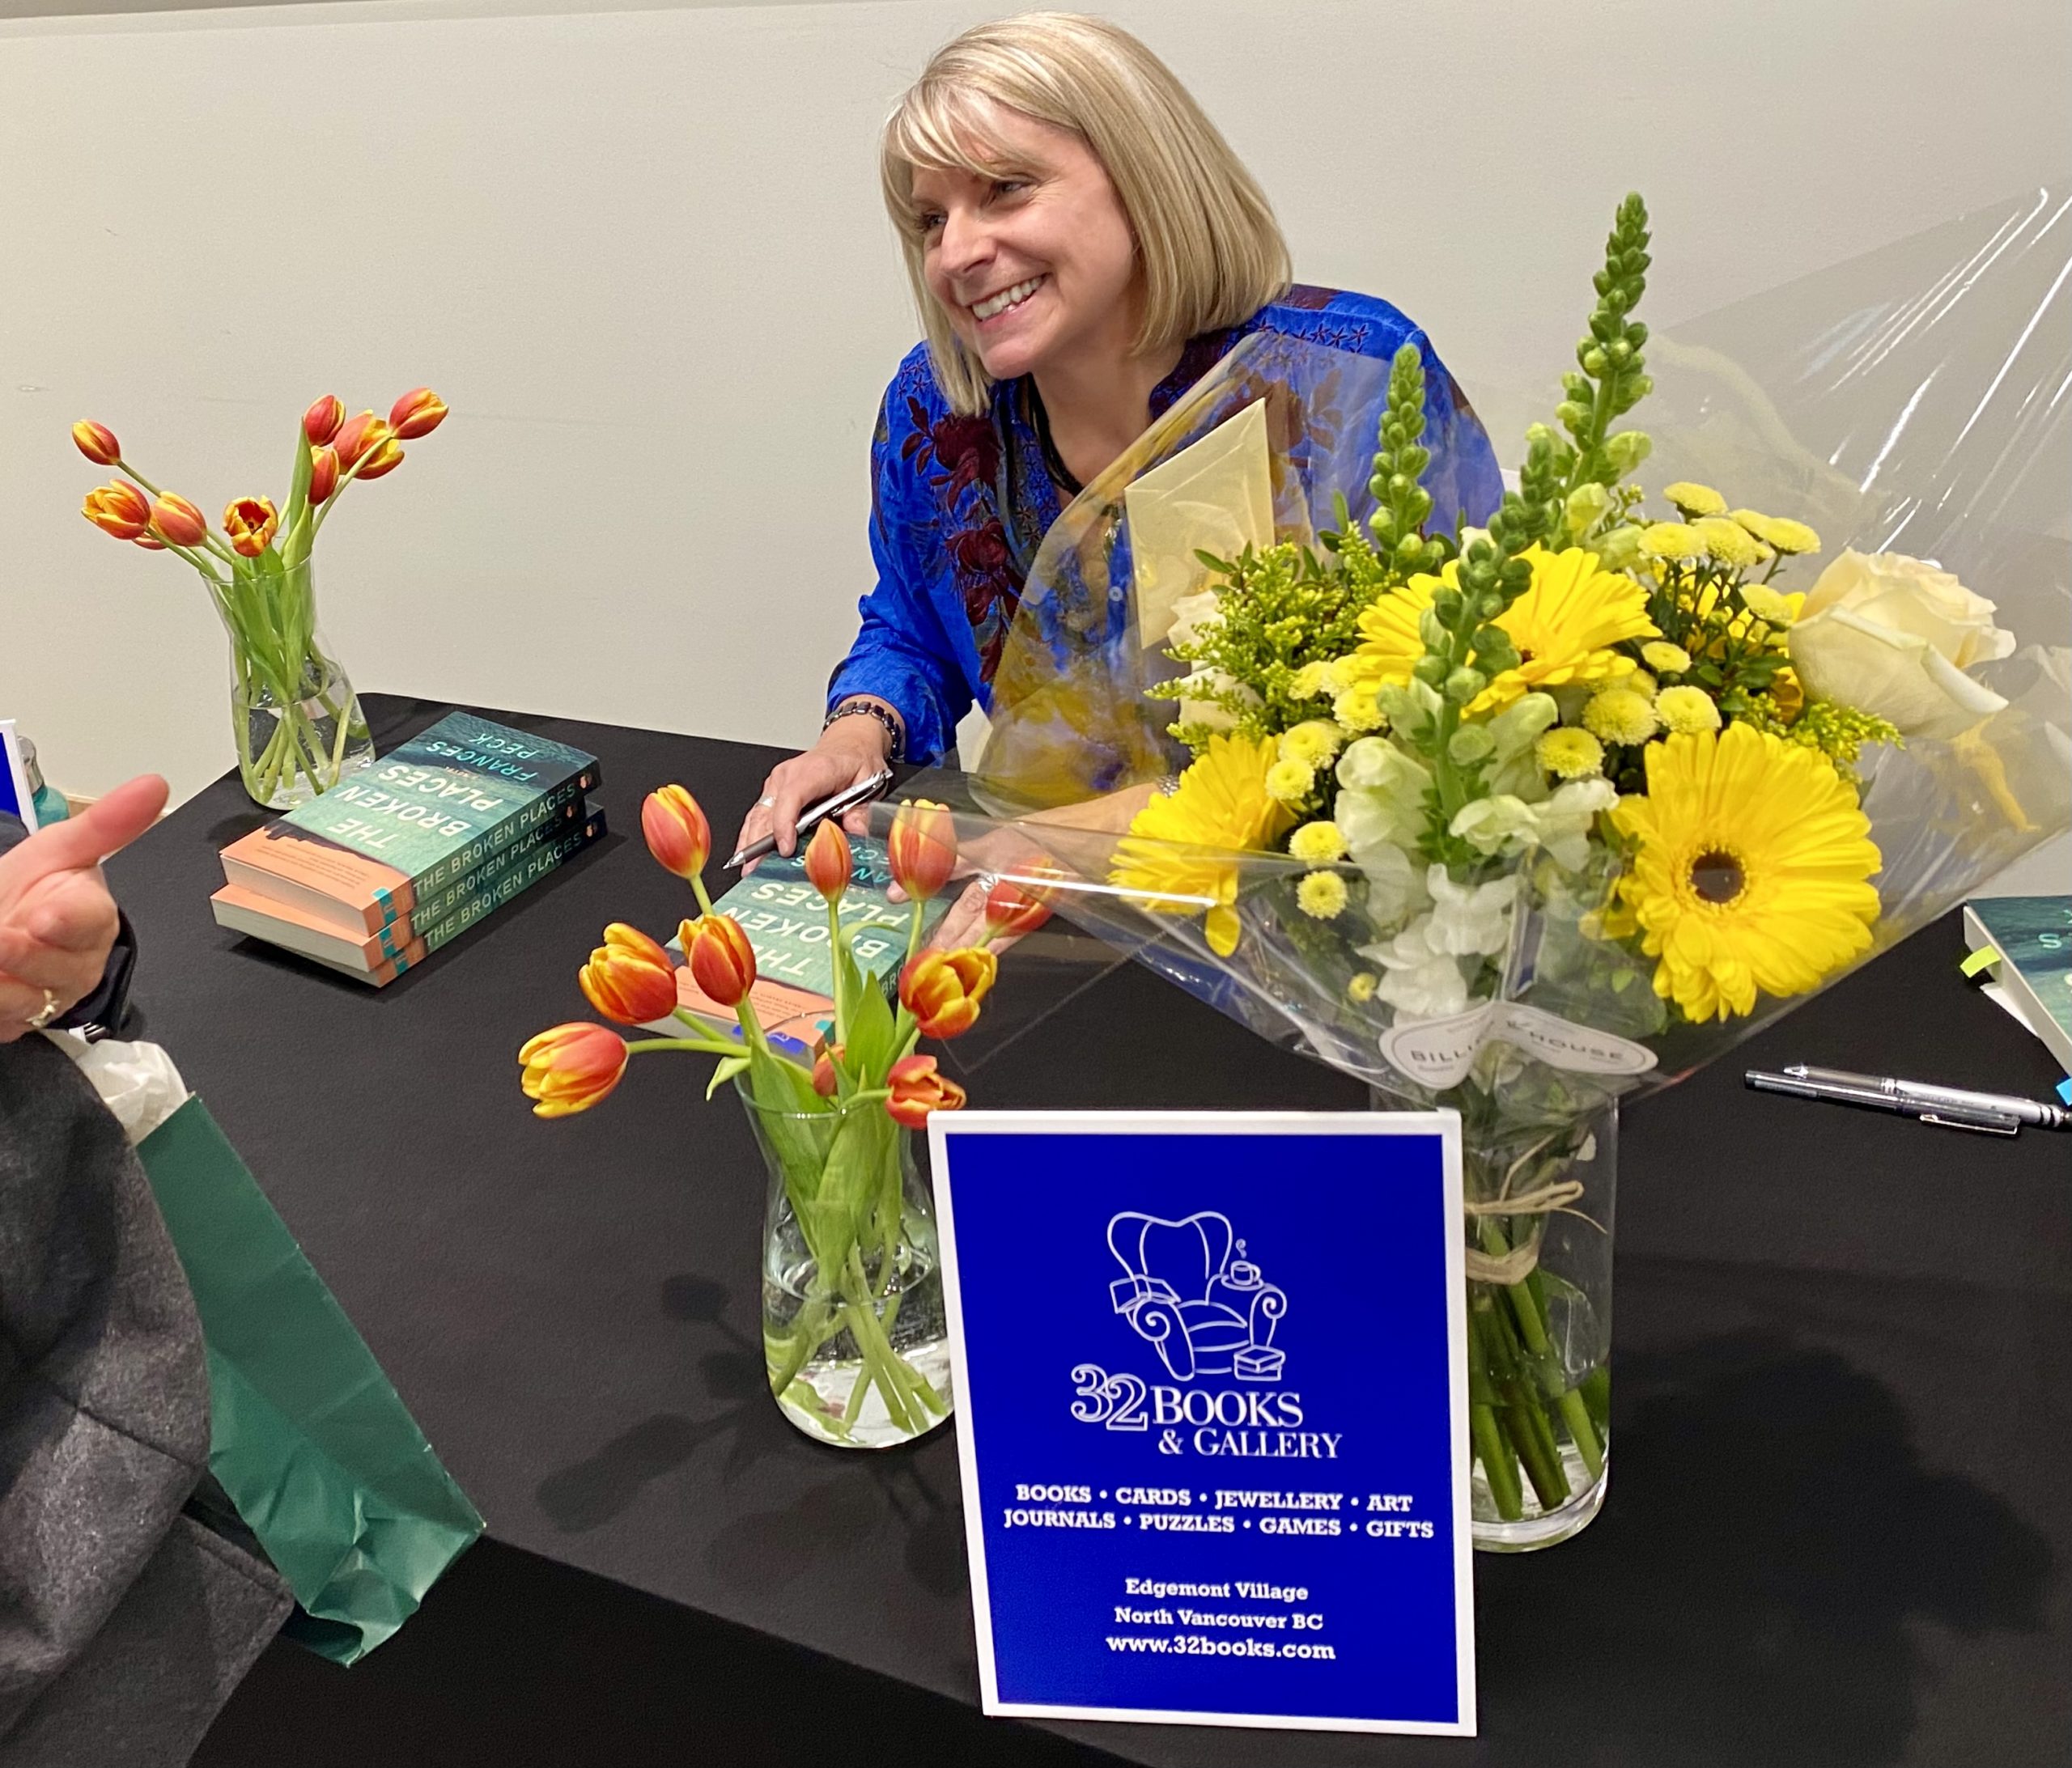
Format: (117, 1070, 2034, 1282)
(735, 12, 1500, 861)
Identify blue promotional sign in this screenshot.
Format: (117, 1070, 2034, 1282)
(0, 722, 35, 832)
(930, 1110, 1473, 1737)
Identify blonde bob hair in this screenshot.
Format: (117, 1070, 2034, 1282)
(881, 13, 1291, 417)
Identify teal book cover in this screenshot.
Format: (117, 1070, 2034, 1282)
(714, 836, 947, 997)
(282, 712, 601, 883)
(1965, 895, 2072, 1071)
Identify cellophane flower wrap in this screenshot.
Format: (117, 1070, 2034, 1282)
(890, 191, 2070, 1543)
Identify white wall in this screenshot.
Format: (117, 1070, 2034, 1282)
(2, 0, 2066, 869)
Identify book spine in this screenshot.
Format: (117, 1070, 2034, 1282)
(393, 803, 598, 939)
(409, 765, 601, 897)
(397, 814, 605, 965)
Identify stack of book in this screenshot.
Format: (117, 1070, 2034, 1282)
(210, 711, 605, 984)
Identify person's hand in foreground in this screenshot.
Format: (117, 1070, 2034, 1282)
(0, 774, 168, 1041)
(732, 710, 894, 871)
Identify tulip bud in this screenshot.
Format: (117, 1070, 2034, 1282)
(333, 411, 392, 471)
(133, 535, 167, 551)
(71, 421, 121, 465)
(803, 820, 852, 905)
(885, 799, 957, 901)
(810, 1041, 847, 1097)
(642, 785, 710, 881)
(222, 495, 280, 558)
(82, 481, 152, 541)
(355, 438, 405, 481)
(885, 1053, 966, 1129)
(518, 1021, 630, 1118)
(303, 395, 345, 446)
(898, 946, 996, 1040)
(388, 386, 448, 439)
(982, 875, 1053, 941)
(579, 922, 679, 1026)
(308, 444, 339, 505)
(686, 913, 757, 1009)
(148, 494, 207, 549)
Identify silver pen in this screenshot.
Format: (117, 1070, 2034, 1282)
(1782, 1064, 2070, 1131)
(1743, 1068, 2027, 1135)
(723, 769, 894, 871)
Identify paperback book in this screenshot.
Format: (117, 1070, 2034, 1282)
(220, 710, 601, 935)
(214, 801, 606, 982)
(642, 836, 948, 1054)
(1964, 895, 2072, 1075)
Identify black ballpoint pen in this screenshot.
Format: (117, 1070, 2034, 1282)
(724, 769, 895, 871)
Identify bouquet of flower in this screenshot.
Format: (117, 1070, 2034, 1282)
(516, 786, 1050, 1448)
(908, 193, 2068, 1545)
(72, 388, 448, 808)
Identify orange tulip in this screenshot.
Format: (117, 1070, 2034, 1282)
(642, 785, 711, 881)
(686, 913, 757, 1008)
(82, 481, 151, 541)
(518, 1021, 630, 1117)
(72, 420, 121, 465)
(578, 922, 678, 1025)
(885, 1053, 966, 1128)
(810, 1041, 847, 1097)
(303, 395, 345, 446)
(222, 495, 280, 558)
(355, 438, 405, 480)
(148, 494, 207, 549)
(898, 946, 996, 1040)
(133, 535, 167, 551)
(803, 820, 852, 904)
(333, 411, 392, 471)
(389, 386, 448, 439)
(886, 799, 957, 901)
(983, 875, 1054, 941)
(308, 444, 339, 505)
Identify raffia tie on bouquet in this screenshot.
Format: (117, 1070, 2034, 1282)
(1462, 1178, 1589, 1283)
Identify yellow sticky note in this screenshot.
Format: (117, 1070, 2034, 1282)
(1123, 400, 1274, 651)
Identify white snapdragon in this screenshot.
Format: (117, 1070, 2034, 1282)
(1448, 778, 1617, 872)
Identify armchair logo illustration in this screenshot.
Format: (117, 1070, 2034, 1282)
(1106, 1211, 1288, 1383)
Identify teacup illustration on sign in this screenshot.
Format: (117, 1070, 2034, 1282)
(1106, 1212, 1288, 1383)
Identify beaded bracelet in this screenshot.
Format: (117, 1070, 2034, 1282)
(822, 697, 905, 764)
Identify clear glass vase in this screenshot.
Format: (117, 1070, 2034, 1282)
(740, 1081, 953, 1449)
(1461, 1100, 1616, 1551)
(221, 559, 374, 809)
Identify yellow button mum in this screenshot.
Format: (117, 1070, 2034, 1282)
(1111, 732, 1294, 956)
(1733, 510, 1821, 555)
(1297, 870, 1349, 919)
(1662, 481, 1727, 518)
(1610, 724, 1881, 1022)
(1352, 545, 1657, 715)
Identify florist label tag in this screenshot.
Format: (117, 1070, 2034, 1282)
(930, 1111, 1475, 1737)
(1379, 1001, 1659, 1092)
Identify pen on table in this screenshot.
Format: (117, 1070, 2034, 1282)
(1743, 1064, 2070, 1134)
(724, 769, 895, 871)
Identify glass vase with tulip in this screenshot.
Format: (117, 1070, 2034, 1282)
(518, 786, 1051, 1448)
(71, 388, 449, 809)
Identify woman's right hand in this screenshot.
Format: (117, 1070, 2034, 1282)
(733, 714, 893, 867)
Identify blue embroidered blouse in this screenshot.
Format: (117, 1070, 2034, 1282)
(826, 285, 1503, 765)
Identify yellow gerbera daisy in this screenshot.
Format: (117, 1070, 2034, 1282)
(1610, 724, 1881, 1022)
(1351, 546, 1656, 715)
(1110, 732, 1295, 956)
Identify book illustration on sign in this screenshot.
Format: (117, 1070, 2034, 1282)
(211, 710, 605, 986)
(1104, 1212, 1288, 1384)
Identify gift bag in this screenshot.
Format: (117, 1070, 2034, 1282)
(135, 1095, 484, 1664)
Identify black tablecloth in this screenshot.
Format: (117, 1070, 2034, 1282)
(106, 697, 2065, 1768)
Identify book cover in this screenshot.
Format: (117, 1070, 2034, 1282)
(643, 837, 949, 1055)
(214, 803, 606, 981)
(220, 711, 601, 931)
(1964, 895, 2072, 1074)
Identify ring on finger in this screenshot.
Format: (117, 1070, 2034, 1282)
(24, 988, 62, 1031)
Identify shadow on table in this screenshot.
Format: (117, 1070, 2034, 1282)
(1475, 1330, 2052, 1768)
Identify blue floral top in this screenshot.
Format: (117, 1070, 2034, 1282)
(826, 285, 1503, 765)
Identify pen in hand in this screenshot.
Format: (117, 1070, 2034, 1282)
(724, 769, 894, 871)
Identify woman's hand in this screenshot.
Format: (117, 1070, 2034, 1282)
(0, 774, 168, 1041)
(733, 712, 893, 867)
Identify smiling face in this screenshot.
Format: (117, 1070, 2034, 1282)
(908, 100, 1141, 387)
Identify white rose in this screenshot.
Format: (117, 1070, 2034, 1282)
(1789, 549, 2014, 738)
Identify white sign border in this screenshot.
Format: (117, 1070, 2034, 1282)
(928, 1108, 1475, 1738)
